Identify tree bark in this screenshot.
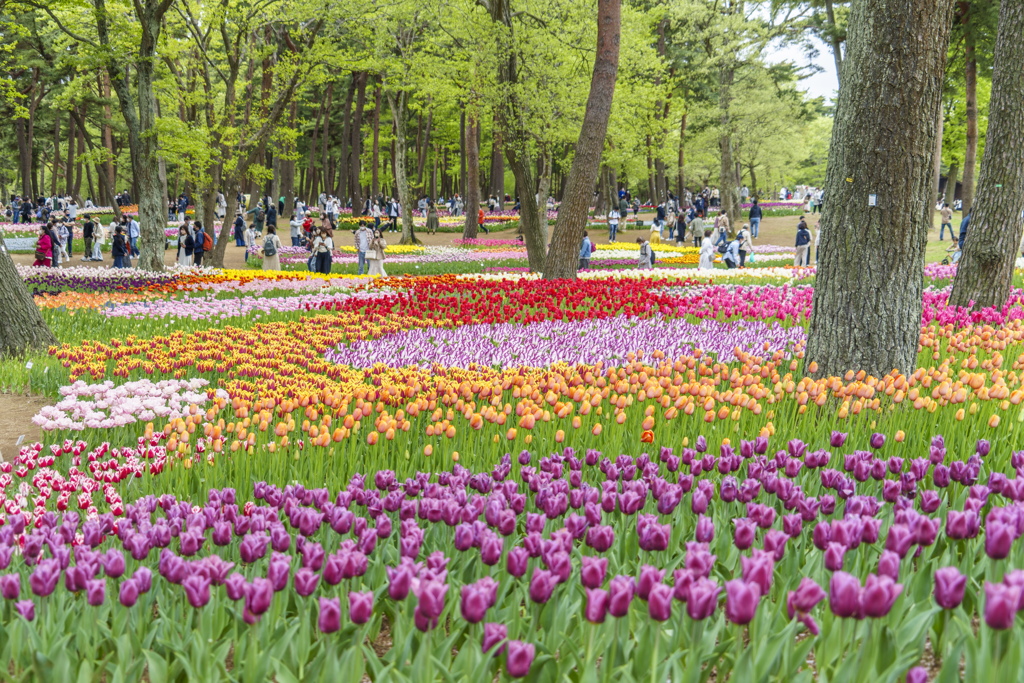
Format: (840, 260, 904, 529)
(371, 85, 381, 198)
(0, 247, 56, 357)
(824, 0, 844, 87)
(336, 78, 354, 202)
(489, 112, 504, 201)
(320, 83, 334, 200)
(962, 24, 978, 215)
(386, 90, 418, 244)
(930, 111, 944, 230)
(677, 112, 687, 198)
(948, 0, 1024, 311)
(806, 0, 954, 378)
(16, 119, 31, 198)
(718, 64, 741, 229)
(349, 73, 367, 214)
(944, 162, 959, 206)
(100, 73, 118, 211)
(543, 0, 621, 279)
(462, 109, 480, 239)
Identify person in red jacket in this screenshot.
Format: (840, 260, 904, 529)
(33, 226, 52, 266)
(478, 206, 489, 235)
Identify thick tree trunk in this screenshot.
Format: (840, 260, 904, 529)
(100, 73, 118, 211)
(51, 114, 61, 197)
(948, 0, 1024, 311)
(930, 111, 944, 228)
(806, 0, 954, 378)
(459, 111, 467, 200)
(386, 91, 418, 244)
(15, 119, 31, 198)
(349, 73, 366, 214)
(677, 112, 687, 198)
(543, 0, 621, 279)
(718, 65, 741, 228)
(489, 113, 504, 201)
(371, 86, 381, 198)
(824, 0, 843, 87)
(320, 83, 333, 199)
(0, 248, 56, 357)
(463, 110, 480, 240)
(962, 29, 978, 215)
(336, 79, 354, 202)
(306, 97, 323, 202)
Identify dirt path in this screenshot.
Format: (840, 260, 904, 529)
(0, 393, 49, 461)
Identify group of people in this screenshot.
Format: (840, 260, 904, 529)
(5, 194, 101, 224)
(30, 211, 142, 268)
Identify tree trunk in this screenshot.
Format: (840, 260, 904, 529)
(824, 0, 844, 87)
(463, 109, 480, 240)
(962, 26, 978, 215)
(748, 164, 758, 200)
(320, 83, 333, 200)
(386, 90, 418, 244)
(677, 112, 687, 198)
(489, 112, 505, 201)
(51, 114, 61, 197)
(948, 0, 1024, 311)
(806, 0, 954, 378)
(371, 85, 381, 198)
(543, 0, 621, 279)
(16, 119, 31, 198)
(306, 97, 324, 202)
(930, 111, 943, 229)
(718, 64, 741, 229)
(100, 73, 118, 211)
(944, 162, 959, 206)
(349, 73, 367, 214)
(0, 248, 56, 357)
(336, 78, 354, 203)
(417, 109, 432, 191)
(459, 111, 467, 200)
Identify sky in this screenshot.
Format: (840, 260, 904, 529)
(765, 35, 840, 104)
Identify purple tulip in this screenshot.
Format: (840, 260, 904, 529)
(829, 572, 861, 618)
(724, 580, 761, 625)
(0, 574, 19, 600)
(505, 640, 535, 678)
(245, 578, 273, 616)
(268, 553, 291, 592)
(101, 549, 126, 578)
(686, 577, 721, 620)
(183, 574, 211, 608)
(636, 565, 665, 601)
(985, 521, 1015, 560)
(133, 567, 152, 594)
(786, 577, 826, 617)
(905, 667, 928, 683)
(585, 525, 615, 552)
(224, 573, 247, 601)
(480, 534, 504, 566)
(29, 560, 60, 597)
(919, 491, 940, 514)
(695, 515, 715, 543)
(608, 575, 635, 617)
(763, 529, 788, 561)
(585, 588, 610, 623)
(318, 596, 341, 633)
(349, 591, 374, 624)
(293, 567, 320, 597)
(861, 574, 902, 618)
(648, 583, 673, 621)
(740, 551, 774, 595)
(684, 544, 716, 578)
(933, 567, 966, 609)
(529, 568, 557, 604)
(976, 439, 991, 458)
(15, 600, 34, 621)
(461, 583, 491, 624)
(824, 543, 846, 572)
(581, 556, 607, 590)
(416, 580, 448, 619)
(885, 524, 914, 559)
(505, 547, 529, 578)
(877, 550, 901, 581)
(86, 578, 106, 606)
(387, 565, 413, 600)
(830, 431, 847, 447)
(119, 578, 140, 607)
(946, 510, 979, 539)
(984, 581, 1021, 630)
(482, 623, 507, 654)
(869, 433, 885, 450)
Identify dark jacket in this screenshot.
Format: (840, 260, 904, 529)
(179, 234, 194, 256)
(748, 204, 762, 220)
(959, 214, 970, 248)
(796, 227, 811, 247)
(112, 234, 127, 257)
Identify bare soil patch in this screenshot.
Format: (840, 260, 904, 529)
(0, 393, 49, 461)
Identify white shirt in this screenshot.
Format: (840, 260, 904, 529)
(608, 210, 620, 225)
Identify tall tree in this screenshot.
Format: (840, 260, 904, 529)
(806, 0, 954, 378)
(543, 0, 621, 280)
(0, 247, 56, 356)
(948, 0, 1024, 311)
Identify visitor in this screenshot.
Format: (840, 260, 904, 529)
(355, 222, 372, 275)
(958, 212, 970, 250)
(61, 218, 74, 259)
(266, 203, 278, 233)
(177, 195, 188, 222)
(111, 226, 129, 268)
(723, 235, 741, 269)
(631, 198, 640, 220)
(262, 226, 282, 271)
(312, 227, 334, 274)
(608, 207, 620, 242)
(939, 203, 954, 241)
(666, 210, 677, 242)
(47, 222, 61, 267)
(289, 215, 302, 246)
(82, 215, 95, 261)
(426, 201, 439, 235)
(579, 231, 593, 271)
(234, 213, 245, 246)
(618, 196, 630, 220)
(748, 198, 762, 239)
(649, 219, 662, 245)
(795, 219, 811, 266)
(388, 198, 400, 232)
(216, 191, 226, 219)
(637, 236, 653, 270)
(698, 229, 714, 270)
(128, 215, 140, 257)
(690, 212, 705, 248)
(368, 228, 387, 276)
(714, 213, 729, 248)
(33, 226, 52, 267)
(371, 201, 382, 229)
(243, 221, 256, 263)
(92, 221, 106, 261)
(193, 221, 207, 267)
(176, 227, 193, 267)
(737, 223, 753, 267)
(813, 217, 821, 264)
(478, 206, 489, 234)
(250, 203, 266, 235)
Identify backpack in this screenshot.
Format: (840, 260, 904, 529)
(263, 235, 277, 257)
(590, 240, 597, 254)
(255, 207, 265, 221)
(649, 249, 656, 265)
(202, 231, 213, 251)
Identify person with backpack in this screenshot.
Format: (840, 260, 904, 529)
(723, 235, 741, 269)
(714, 212, 730, 248)
(262, 226, 283, 270)
(608, 207, 620, 242)
(234, 213, 246, 246)
(194, 221, 211, 266)
(795, 219, 812, 266)
(737, 223, 753, 267)
(251, 204, 266, 236)
(579, 231, 593, 271)
(111, 226, 129, 268)
(637, 236, 653, 270)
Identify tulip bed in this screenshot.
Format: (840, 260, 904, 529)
(6, 256, 1024, 682)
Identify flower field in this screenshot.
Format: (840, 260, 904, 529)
(5, 247, 1024, 682)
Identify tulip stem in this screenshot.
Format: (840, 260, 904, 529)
(649, 626, 660, 683)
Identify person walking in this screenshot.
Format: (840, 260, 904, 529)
(478, 206, 489, 234)
(128, 216, 140, 257)
(355, 222, 372, 275)
(289, 215, 302, 246)
(234, 213, 246, 246)
(32, 226, 52, 266)
(193, 222, 208, 266)
(368, 228, 387, 276)
(266, 203, 278, 233)
(698, 229, 715, 269)
(723, 235, 741, 269)
(388, 198, 400, 232)
(243, 221, 256, 263)
(82, 215, 95, 261)
(608, 207, 620, 242)
(737, 223, 753, 267)
(312, 227, 334, 274)
(176, 227, 193, 267)
(748, 198, 762, 239)
(261, 226, 283, 270)
(939, 203, 954, 241)
(111, 226, 129, 268)
(795, 219, 811, 266)
(689, 212, 704, 248)
(579, 231, 593, 271)
(637, 236, 653, 270)
(92, 221, 106, 261)
(426, 201, 440, 235)
(713, 213, 729, 248)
